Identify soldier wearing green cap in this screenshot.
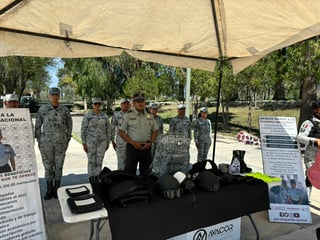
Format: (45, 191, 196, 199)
(119, 93, 158, 175)
(110, 98, 131, 170)
(35, 87, 73, 200)
(81, 97, 111, 184)
(194, 107, 212, 162)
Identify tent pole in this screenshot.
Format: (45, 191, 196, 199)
(210, 0, 223, 162)
(212, 61, 223, 162)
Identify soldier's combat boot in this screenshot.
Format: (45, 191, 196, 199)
(44, 181, 53, 200)
(237, 150, 252, 173)
(53, 180, 61, 199)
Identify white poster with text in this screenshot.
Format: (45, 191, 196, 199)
(259, 116, 311, 224)
(0, 109, 46, 240)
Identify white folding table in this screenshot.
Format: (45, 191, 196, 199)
(57, 183, 108, 240)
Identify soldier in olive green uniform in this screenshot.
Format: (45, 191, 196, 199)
(81, 97, 111, 183)
(119, 93, 158, 176)
(194, 107, 212, 162)
(110, 98, 130, 170)
(35, 87, 72, 200)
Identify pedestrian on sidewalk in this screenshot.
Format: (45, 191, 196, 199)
(81, 97, 111, 184)
(35, 87, 73, 200)
(194, 107, 212, 162)
(110, 98, 130, 170)
(119, 93, 158, 176)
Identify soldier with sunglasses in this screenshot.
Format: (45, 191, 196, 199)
(81, 97, 111, 185)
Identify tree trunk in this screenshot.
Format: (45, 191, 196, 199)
(298, 75, 317, 128)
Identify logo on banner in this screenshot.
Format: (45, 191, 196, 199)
(193, 229, 207, 240)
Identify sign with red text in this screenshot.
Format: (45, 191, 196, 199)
(0, 109, 46, 240)
(259, 116, 311, 224)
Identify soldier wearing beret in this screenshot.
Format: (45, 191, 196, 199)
(119, 93, 158, 175)
(35, 87, 73, 200)
(81, 97, 111, 184)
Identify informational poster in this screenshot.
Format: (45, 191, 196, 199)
(0, 109, 46, 240)
(167, 218, 241, 240)
(259, 116, 311, 224)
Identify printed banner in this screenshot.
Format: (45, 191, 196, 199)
(0, 109, 46, 240)
(167, 218, 241, 240)
(259, 116, 312, 224)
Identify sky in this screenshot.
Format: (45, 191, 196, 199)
(47, 58, 64, 87)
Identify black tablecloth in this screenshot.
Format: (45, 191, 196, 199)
(104, 180, 269, 240)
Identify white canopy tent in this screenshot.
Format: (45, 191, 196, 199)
(0, 0, 320, 73)
(1, 0, 320, 159)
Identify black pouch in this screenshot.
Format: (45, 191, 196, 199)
(67, 194, 104, 214)
(66, 185, 90, 197)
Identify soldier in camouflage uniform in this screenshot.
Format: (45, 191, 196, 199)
(0, 129, 16, 173)
(149, 103, 163, 159)
(119, 93, 158, 176)
(110, 98, 130, 170)
(169, 104, 192, 138)
(81, 97, 111, 184)
(35, 87, 72, 200)
(297, 100, 320, 190)
(194, 107, 212, 162)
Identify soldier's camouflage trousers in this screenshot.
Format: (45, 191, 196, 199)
(87, 139, 108, 177)
(116, 144, 127, 170)
(197, 140, 212, 162)
(39, 140, 67, 181)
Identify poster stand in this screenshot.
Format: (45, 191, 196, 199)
(259, 116, 312, 224)
(0, 109, 46, 240)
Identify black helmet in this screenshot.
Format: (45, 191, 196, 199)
(156, 175, 183, 199)
(195, 170, 221, 192)
(312, 100, 320, 109)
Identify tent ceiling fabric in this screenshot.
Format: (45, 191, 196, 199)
(1, 0, 320, 72)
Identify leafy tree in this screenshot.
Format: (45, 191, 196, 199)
(123, 65, 159, 100)
(0, 56, 52, 99)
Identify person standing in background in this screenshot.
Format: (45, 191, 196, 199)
(119, 93, 158, 176)
(110, 98, 130, 170)
(194, 107, 212, 162)
(297, 100, 320, 195)
(149, 103, 163, 159)
(81, 97, 111, 184)
(35, 87, 73, 200)
(169, 104, 191, 138)
(3, 94, 19, 108)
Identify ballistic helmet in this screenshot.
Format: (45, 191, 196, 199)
(195, 170, 221, 192)
(156, 175, 183, 199)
